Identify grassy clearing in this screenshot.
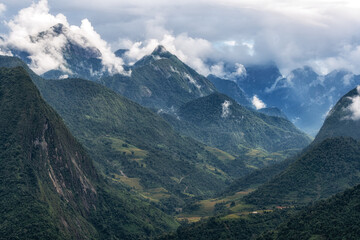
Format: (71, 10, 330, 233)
(107, 137, 148, 161)
(205, 146, 236, 161)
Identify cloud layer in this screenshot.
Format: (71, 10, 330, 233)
(2, 0, 360, 77)
(1, 0, 126, 75)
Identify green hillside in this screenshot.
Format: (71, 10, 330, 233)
(163, 92, 311, 155)
(0, 67, 177, 239)
(33, 77, 246, 208)
(0, 55, 256, 211)
(245, 137, 360, 206)
(262, 184, 360, 239)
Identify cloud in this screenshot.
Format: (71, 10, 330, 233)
(0, 3, 6, 15)
(221, 100, 232, 118)
(118, 30, 214, 76)
(344, 86, 360, 121)
(1, 0, 126, 75)
(252, 95, 266, 110)
(3, 0, 360, 77)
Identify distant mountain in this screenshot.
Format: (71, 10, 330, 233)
(162, 92, 311, 156)
(226, 64, 360, 135)
(6, 23, 120, 80)
(237, 64, 282, 97)
(263, 184, 360, 239)
(314, 86, 360, 144)
(242, 87, 360, 206)
(114, 48, 129, 58)
(100, 45, 216, 110)
(0, 67, 177, 239)
(207, 74, 251, 107)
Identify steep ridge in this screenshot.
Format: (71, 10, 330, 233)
(314, 86, 360, 144)
(100, 45, 216, 110)
(0, 67, 177, 239)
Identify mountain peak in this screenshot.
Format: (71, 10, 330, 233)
(314, 86, 360, 143)
(152, 45, 168, 55)
(150, 45, 173, 59)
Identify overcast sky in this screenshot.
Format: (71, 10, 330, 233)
(1, 0, 360, 76)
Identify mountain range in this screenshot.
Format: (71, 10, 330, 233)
(2, 21, 360, 240)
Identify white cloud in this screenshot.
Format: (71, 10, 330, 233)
(252, 95, 266, 110)
(221, 100, 232, 118)
(1, 0, 126, 75)
(344, 86, 360, 121)
(118, 31, 214, 76)
(3, 0, 360, 76)
(0, 3, 6, 15)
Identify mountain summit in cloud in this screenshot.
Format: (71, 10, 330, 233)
(0, 0, 127, 78)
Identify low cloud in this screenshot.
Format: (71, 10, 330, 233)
(344, 86, 360, 121)
(118, 31, 214, 76)
(221, 100, 232, 118)
(252, 95, 266, 110)
(3, 0, 360, 78)
(0, 3, 6, 15)
(1, 0, 126, 75)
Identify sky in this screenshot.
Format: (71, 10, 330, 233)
(1, 0, 360, 77)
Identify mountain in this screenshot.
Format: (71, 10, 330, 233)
(0, 56, 245, 209)
(100, 45, 216, 110)
(262, 184, 360, 239)
(161, 92, 311, 156)
(242, 86, 360, 206)
(207, 74, 251, 107)
(314, 86, 360, 144)
(0, 67, 177, 239)
(36, 77, 235, 209)
(236, 63, 282, 97)
(6, 23, 119, 81)
(222, 64, 360, 135)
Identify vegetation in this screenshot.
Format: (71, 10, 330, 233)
(245, 137, 360, 206)
(32, 76, 239, 209)
(262, 184, 360, 239)
(162, 92, 311, 156)
(157, 210, 294, 240)
(0, 67, 178, 239)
